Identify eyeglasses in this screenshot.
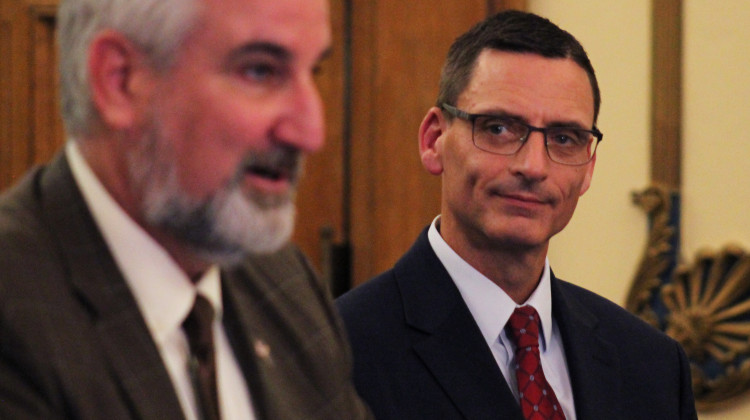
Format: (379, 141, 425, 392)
(441, 103, 603, 166)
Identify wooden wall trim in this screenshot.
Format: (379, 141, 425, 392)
(348, 0, 378, 285)
(651, 0, 682, 189)
(0, 0, 63, 190)
(348, 0, 488, 286)
(0, 19, 11, 186)
(29, 4, 63, 167)
(293, 0, 347, 280)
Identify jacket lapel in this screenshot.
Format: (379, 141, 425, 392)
(39, 154, 185, 420)
(220, 272, 270, 420)
(551, 276, 623, 420)
(396, 231, 524, 420)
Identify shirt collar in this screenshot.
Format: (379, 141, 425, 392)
(427, 216, 554, 351)
(65, 141, 223, 345)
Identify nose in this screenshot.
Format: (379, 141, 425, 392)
(272, 75, 326, 153)
(509, 131, 549, 180)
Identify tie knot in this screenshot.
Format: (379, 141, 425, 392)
(183, 294, 215, 360)
(507, 305, 541, 349)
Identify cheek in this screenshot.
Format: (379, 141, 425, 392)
(555, 173, 589, 217)
(570, 171, 591, 198)
(156, 106, 246, 197)
(159, 76, 268, 149)
(149, 80, 257, 195)
(442, 144, 483, 196)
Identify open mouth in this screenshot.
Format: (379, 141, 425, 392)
(248, 165, 286, 181)
(238, 149, 302, 193)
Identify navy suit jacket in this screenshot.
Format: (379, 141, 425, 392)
(336, 228, 697, 420)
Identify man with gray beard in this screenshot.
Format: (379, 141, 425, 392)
(0, 0, 373, 419)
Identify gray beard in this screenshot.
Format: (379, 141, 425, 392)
(127, 124, 299, 266)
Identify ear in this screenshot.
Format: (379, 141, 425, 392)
(419, 107, 447, 175)
(578, 152, 596, 196)
(88, 30, 154, 131)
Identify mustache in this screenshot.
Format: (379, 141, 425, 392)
(234, 147, 304, 185)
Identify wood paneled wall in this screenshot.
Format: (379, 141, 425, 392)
(347, 0, 488, 285)
(0, 0, 525, 292)
(0, 0, 63, 189)
(340, 0, 525, 286)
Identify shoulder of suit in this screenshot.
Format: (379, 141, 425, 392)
(555, 277, 677, 344)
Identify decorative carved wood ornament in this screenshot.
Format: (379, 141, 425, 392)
(625, 0, 750, 409)
(627, 185, 750, 408)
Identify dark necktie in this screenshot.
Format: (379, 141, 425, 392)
(507, 306, 566, 420)
(183, 294, 221, 420)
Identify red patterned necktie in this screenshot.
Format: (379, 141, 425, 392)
(507, 306, 566, 420)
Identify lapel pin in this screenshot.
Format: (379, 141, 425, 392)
(254, 339, 273, 365)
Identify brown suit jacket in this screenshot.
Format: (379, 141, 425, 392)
(0, 153, 372, 420)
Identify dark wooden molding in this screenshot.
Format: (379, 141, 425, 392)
(651, 0, 682, 189)
(0, 0, 64, 189)
(0, 20, 11, 186)
(29, 4, 62, 168)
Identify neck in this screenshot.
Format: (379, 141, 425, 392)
(467, 247, 546, 304)
(150, 231, 212, 281)
(439, 220, 548, 304)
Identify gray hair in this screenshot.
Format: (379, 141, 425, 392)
(57, 0, 201, 138)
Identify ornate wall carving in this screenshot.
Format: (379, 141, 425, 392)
(627, 184, 750, 409)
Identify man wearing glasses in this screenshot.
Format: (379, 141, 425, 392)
(337, 10, 697, 420)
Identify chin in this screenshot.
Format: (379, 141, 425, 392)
(482, 224, 551, 251)
(209, 187, 297, 258)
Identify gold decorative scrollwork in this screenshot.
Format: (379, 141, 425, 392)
(626, 184, 678, 328)
(627, 184, 750, 410)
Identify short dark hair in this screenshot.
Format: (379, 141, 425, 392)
(437, 10, 601, 122)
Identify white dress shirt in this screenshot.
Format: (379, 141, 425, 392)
(427, 216, 577, 419)
(66, 141, 256, 420)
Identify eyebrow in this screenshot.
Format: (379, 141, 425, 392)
(228, 42, 333, 67)
(228, 41, 292, 62)
(472, 108, 590, 130)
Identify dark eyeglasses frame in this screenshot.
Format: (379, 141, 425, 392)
(440, 103, 603, 166)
